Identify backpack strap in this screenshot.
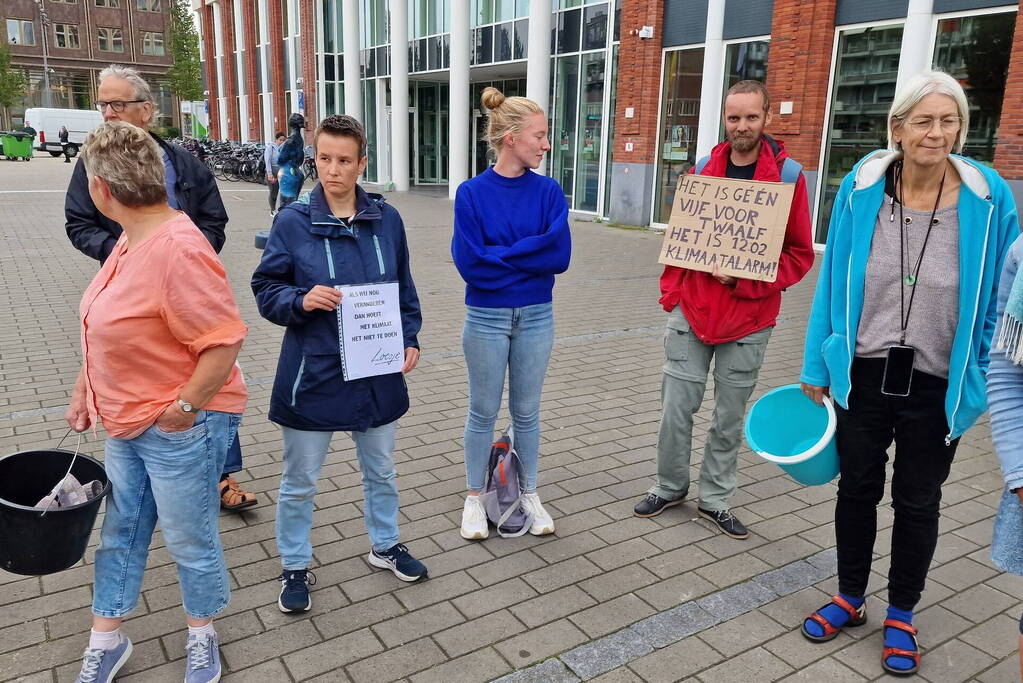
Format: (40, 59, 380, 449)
(495, 497, 535, 538)
(697, 153, 802, 183)
(780, 157, 803, 184)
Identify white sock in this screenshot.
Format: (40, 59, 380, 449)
(187, 622, 216, 639)
(88, 628, 122, 651)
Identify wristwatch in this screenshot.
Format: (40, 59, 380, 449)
(177, 398, 195, 413)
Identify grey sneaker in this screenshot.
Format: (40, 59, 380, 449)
(184, 633, 221, 683)
(74, 636, 133, 683)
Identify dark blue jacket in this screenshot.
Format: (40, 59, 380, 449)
(251, 184, 422, 432)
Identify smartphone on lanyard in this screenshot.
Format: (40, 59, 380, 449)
(881, 344, 916, 397)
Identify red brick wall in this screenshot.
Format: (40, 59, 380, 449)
(299, 0, 317, 140)
(610, 0, 664, 165)
(266, 0, 287, 135)
(200, 3, 221, 139)
(240, 0, 262, 140)
(219, 0, 239, 140)
(765, 0, 837, 170)
(993, 2, 1023, 180)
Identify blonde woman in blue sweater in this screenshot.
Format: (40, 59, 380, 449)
(452, 87, 572, 540)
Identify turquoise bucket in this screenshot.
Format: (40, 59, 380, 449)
(744, 384, 839, 486)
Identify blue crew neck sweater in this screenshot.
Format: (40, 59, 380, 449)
(452, 167, 572, 308)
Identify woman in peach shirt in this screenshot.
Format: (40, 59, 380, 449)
(64, 122, 246, 683)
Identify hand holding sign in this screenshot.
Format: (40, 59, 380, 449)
(303, 285, 343, 312)
(658, 174, 795, 282)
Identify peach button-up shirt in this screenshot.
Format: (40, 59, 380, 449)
(79, 213, 247, 439)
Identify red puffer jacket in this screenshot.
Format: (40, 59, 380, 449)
(658, 135, 815, 344)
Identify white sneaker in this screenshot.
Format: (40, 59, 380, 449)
(521, 492, 555, 535)
(460, 495, 489, 540)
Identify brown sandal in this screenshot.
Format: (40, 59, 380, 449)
(219, 477, 258, 510)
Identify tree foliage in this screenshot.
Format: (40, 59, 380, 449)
(0, 41, 29, 109)
(167, 0, 203, 101)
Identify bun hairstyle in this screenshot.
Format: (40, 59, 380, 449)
(480, 86, 544, 155)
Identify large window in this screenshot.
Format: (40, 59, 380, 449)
(142, 30, 165, 55)
(98, 27, 123, 52)
(54, 24, 81, 49)
(96, 0, 121, 7)
(816, 24, 903, 242)
(655, 48, 704, 224)
(137, 0, 161, 11)
(932, 11, 1017, 164)
(6, 19, 35, 46)
(549, 1, 611, 212)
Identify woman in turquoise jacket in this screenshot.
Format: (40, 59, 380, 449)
(984, 234, 1023, 681)
(799, 71, 1018, 676)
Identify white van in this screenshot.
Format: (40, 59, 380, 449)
(22, 107, 103, 157)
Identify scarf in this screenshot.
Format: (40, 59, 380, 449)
(997, 265, 1023, 365)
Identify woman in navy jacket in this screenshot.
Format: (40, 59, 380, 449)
(252, 115, 426, 615)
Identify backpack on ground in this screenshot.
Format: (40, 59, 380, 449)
(478, 432, 535, 538)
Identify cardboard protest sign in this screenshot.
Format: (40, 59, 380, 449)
(658, 173, 795, 282)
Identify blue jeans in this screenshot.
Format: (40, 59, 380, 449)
(223, 431, 242, 474)
(462, 303, 554, 492)
(93, 410, 239, 619)
(277, 422, 399, 567)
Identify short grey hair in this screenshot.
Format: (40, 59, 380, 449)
(98, 64, 154, 103)
(81, 121, 168, 208)
(887, 70, 970, 154)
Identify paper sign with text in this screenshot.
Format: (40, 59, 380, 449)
(335, 282, 404, 381)
(658, 174, 795, 282)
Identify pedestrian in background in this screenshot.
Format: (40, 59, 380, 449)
(633, 80, 814, 540)
(277, 113, 307, 206)
(64, 63, 257, 511)
(800, 70, 1018, 676)
(453, 86, 571, 541)
(252, 114, 427, 615)
(264, 131, 286, 215)
(59, 125, 72, 163)
(67, 121, 247, 683)
(983, 232, 1023, 683)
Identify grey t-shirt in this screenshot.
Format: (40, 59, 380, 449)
(855, 195, 960, 378)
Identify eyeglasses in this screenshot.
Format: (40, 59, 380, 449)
(94, 100, 146, 113)
(901, 116, 962, 133)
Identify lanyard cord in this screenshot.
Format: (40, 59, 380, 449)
(897, 160, 947, 345)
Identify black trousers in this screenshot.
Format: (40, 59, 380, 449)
(834, 357, 959, 610)
(268, 180, 280, 210)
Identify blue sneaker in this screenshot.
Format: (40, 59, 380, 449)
(368, 544, 428, 582)
(74, 636, 133, 683)
(184, 632, 221, 683)
(276, 569, 316, 613)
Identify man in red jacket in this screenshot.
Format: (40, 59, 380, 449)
(634, 80, 815, 538)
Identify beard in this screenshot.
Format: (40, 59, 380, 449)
(729, 132, 759, 153)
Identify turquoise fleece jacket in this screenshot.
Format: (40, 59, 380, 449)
(801, 150, 1019, 444)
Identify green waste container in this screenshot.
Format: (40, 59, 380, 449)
(1, 132, 34, 161)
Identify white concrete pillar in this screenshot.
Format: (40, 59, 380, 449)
(342, 0, 363, 123)
(527, 0, 552, 174)
(376, 76, 391, 183)
(448, 0, 470, 198)
(896, 0, 935, 93)
(390, 0, 409, 191)
(695, 0, 725, 159)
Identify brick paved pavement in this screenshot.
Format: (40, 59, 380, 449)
(0, 153, 1020, 682)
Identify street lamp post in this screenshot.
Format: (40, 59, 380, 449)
(34, 0, 53, 108)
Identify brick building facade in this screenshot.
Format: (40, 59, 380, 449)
(200, 0, 1023, 238)
(2, 0, 176, 130)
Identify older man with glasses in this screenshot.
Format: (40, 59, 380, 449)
(64, 64, 258, 513)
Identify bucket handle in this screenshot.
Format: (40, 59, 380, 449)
(38, 428, 83, 518)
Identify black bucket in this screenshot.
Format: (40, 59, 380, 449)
(0, 449, 110, 575)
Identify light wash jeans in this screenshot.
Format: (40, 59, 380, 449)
(992, 487, 1023, 575)
(462, 303, 554, 492)
(277, 422, 399, 568)
(93, 410, 239, 619)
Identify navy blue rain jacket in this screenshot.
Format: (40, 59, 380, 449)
(251, 184, 422, 431)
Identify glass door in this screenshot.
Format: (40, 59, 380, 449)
(654, 48, 704, 224)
